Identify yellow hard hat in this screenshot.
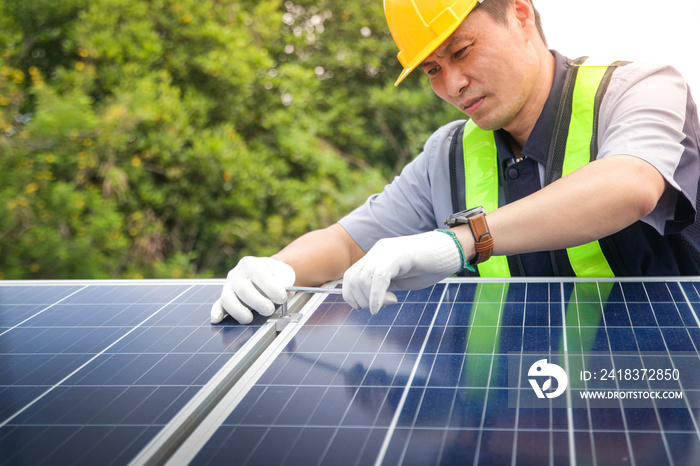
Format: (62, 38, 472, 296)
(384, 0, 483, 86)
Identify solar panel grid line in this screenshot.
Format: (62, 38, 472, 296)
(547, 286, 559, 466)
(320, 303, 426, 465)
(5, 279, 700, 465)
(0, 279, 227, 287)
(0, 285, 88, 338)
(254, 289, 434, 465)
(262, 321, 391, 463)
(0, 282, 278, 466)
(593, 281, 700, 465)
(130, 285, 326, 465)
(396, 291, 458, 464)
(0, 284, 196, 429)
(679, 283, 700, 341)
(257, 281, 695, 463)
(509, 284, 531, 466)
(127, 321, 279, 466)
(599, 283, 638, 465)
(630, 282, 677, 466)
(601, 283, 650, 464)
(646, 281, 699, 465)
(161, 290, 332, 466)
(657, 283, 690, 465)
(467, 283, 507, 466)
(436, 291, 473, 464)
(373, 283, 450, 466)
(657, 283, 700, 446)
(575, 282, 614, 465)
(560, 282, 578, 466)
(605, 283, 645, 466)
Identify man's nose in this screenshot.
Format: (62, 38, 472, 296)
(444, 66, 469, 100)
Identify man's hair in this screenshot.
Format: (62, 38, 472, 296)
(474, 0, 547, 47)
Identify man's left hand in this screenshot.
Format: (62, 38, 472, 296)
(342, 231, 463, 314)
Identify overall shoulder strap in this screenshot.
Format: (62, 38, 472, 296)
(546, 57, 630, 184)
(449, 123, 467, 214)
(547, 57, 630, 277)
(459, 121, 511, 278)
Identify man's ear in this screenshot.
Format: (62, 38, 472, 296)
(511, 0, 537, 38)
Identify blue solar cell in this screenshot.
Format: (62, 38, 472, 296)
(525, 301, 554, 326)
(2, 353, 92, 385)
(662, 327, 696, 351)
(665, 433, 700, 466)
(438, 429, 479, 464)
(526, 282, 555, 302)
(351, 325, 389, 353)
(644, 282, 675, 302)
(392, 301, 430, 326)
(603, 302, 634, 326)
(2, 425, 77, 465)
(607, 327, 640, 351)
(283, 426, 336, 465)
(627, 302, 660, 326)
(634, 327, 667, 351)
(0, 285, 83, 306)
(621, 282, 651, 302)
(653, 302, 686, 327)
(342, 386, 390, 426)
(276, 386, 326, 425)
(324, 427, 374, 463)
(293, 354, 333, 386)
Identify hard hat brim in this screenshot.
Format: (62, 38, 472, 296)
(393, 0, 479, 86)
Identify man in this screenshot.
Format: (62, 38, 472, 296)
(211, 0, 700, 324)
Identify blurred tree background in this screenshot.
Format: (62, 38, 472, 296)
(0, 0, 462, 279)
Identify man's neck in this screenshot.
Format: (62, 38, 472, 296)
(504, 50, 556, 149)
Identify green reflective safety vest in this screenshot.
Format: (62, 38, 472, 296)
(461, 58, 626, 278)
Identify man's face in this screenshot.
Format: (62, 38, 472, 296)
(420, 7, 540, 135)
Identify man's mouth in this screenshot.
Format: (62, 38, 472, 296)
(462, 97, 485, 115)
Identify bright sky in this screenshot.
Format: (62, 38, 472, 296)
(537, 0, 700, 102)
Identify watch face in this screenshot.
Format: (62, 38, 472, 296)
(445, 206, 485, 226)
(461, 206, 486, 217)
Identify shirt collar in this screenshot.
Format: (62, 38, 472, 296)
(493, 50, 571, 166)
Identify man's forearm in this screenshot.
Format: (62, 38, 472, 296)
(272, 223, 366, 287)
(454, 155, 667, 259)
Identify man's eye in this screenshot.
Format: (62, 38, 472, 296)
(426, 66, 440, 76)
(454, 47, 468, 59)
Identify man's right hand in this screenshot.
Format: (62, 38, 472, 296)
(210, 256, 296, 324)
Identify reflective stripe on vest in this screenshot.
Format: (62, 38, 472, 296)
(461, 58, 616, 278)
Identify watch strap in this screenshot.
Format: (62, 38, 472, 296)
(467, 213, 494, 265)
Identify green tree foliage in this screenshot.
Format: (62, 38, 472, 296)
(0, 0, 462, 279)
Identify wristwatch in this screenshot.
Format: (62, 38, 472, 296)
(444, 207, 494, 266)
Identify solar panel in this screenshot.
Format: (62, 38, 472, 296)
(2, 279, 700, 466)
(175, 280, 700, 466)
(0, 281, 268, 466)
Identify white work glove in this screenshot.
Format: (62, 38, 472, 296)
(210, 256, 296, 324)
(342, 231, 462, 315)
